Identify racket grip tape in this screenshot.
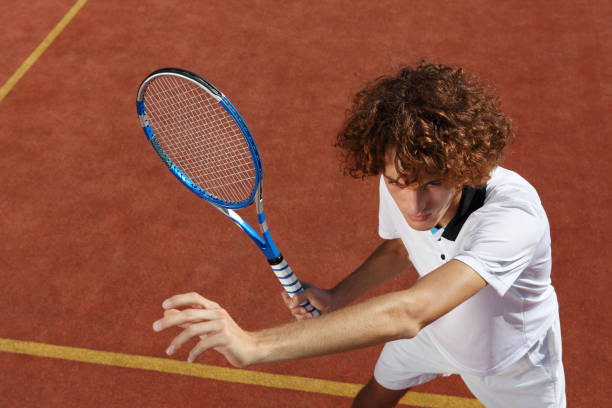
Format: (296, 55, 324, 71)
(268, 256, 321, 317)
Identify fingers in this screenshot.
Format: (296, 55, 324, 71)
(187, 334, 223, 363)
(281, 291, 291, 306)
(162, 292, 220, 310)
(281, 291, 313, 320)
(165, 320, 223, 357)
(153, 306, 226, 358)
(154, 293, 254, 365)
(163, 309, 191, 329)
(153, 308, 222, 332)
(281, 290, 303, 307)
(186, 331, 247, 366)
(163, 309, 180, 317)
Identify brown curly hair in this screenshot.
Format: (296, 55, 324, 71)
(335, 62, 515, 187)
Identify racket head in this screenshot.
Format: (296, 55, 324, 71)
(136, 68, 262, 209)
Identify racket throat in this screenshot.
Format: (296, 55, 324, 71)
(254, 191, 281, 260)
(223, 207, 281, 260)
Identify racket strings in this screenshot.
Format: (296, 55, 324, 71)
(144, 75, 256, 203)
(151, 77, 253, 188)
(154, 78, 252, 186)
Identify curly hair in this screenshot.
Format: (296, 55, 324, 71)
(335, 62, 515, 187)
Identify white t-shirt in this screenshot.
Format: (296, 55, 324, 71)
(379, 166, 559, 376)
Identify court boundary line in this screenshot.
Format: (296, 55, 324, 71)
(0, 337, 482, 407)
(0, 0, 89, 103)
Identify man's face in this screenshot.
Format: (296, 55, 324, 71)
(383, 150, 461, 231)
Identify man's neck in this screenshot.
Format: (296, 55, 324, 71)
(437, 189, 463, 228)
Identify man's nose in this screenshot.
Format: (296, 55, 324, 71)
(402, 188, 426, 214)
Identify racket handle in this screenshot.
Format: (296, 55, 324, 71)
(269, 256, 321, 318)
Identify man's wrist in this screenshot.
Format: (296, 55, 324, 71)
(248, 329, 275, 366)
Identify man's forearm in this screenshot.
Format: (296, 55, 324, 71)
(250, 259, 487, 366)
(330, 239, 411, 309)
(154, 260, 486, 368)
(251, 289, 418, 365)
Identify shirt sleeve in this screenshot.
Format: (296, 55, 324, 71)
(453, 200, 545, 297)
(378, 175, 400, 239)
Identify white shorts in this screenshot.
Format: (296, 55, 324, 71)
(374, 318, 566, 407)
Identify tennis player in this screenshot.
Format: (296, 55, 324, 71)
(153, 62, 565, 407)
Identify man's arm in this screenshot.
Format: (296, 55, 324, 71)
(153, 259, 487, 367)
(331, 238, 412, 309)
(284, 238, 411, 317)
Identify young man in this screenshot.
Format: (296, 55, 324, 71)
(153, 63, 565, 407)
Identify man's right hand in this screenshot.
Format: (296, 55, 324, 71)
(281, 282, 334, 320)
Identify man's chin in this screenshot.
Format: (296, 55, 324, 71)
(405, 217, 438, 231)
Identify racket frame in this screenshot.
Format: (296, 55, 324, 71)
(136, 68, 319, 315)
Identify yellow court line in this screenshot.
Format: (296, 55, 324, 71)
(0, 338, 483, 408)
(0, 0, 89, 103)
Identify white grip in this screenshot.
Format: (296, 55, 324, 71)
(270, 258, 320, 317)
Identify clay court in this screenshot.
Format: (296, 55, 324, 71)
(1, 0, 610, 406)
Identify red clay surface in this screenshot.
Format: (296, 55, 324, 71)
(1, 0, 610, 406)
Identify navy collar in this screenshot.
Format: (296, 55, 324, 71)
(441, 185, 486, 241)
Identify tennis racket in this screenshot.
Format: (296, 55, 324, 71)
(136, 68, 319, 317)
